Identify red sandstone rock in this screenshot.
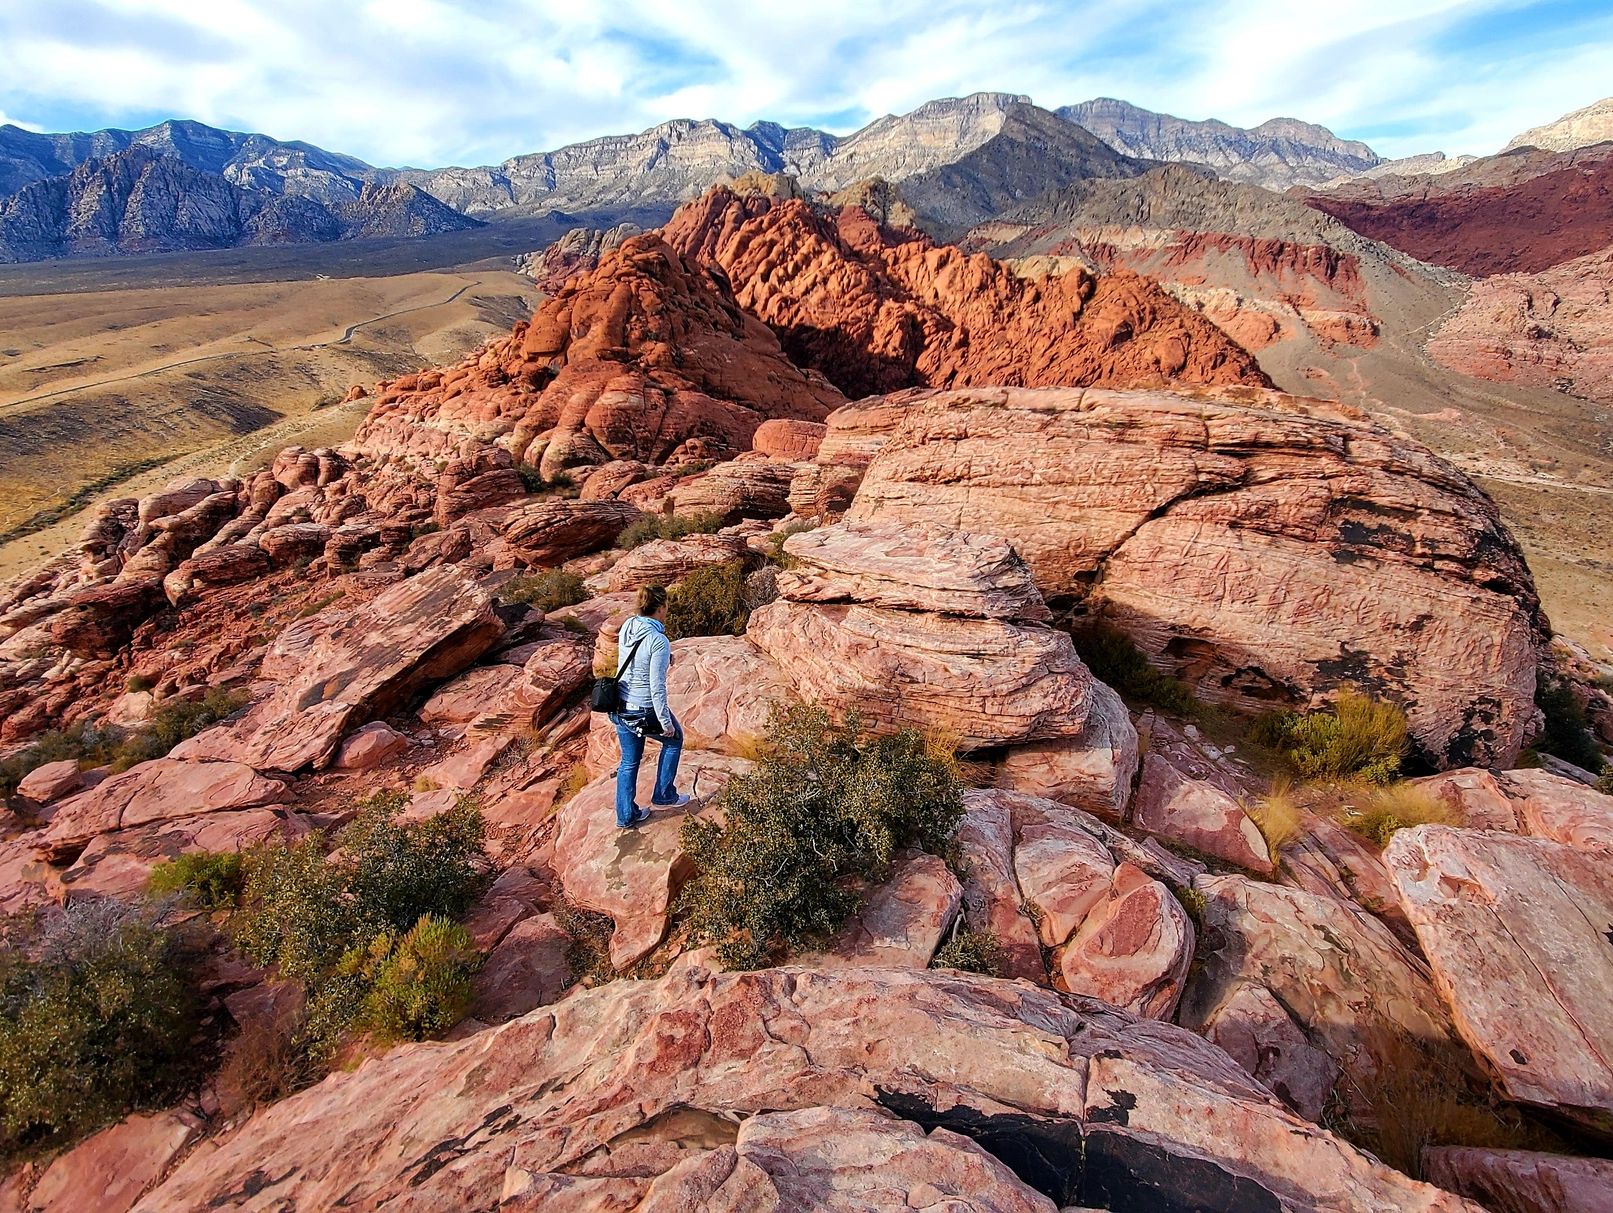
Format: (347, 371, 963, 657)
(433, 445, 526, 524)
(1423, 1146, 1613, 1213)
(502, 499, 642, 566)
(665, 458, 799, 523)
(332, 721, 410, 770)
(16, 758, 84, 803)
(578, 459, 649, 501)
(351, 235, 844, 477)
(470, 913, 572, 1023)
(1131, 749, 1271, 872)
(141, 964, 1481, 1211)
(37, 759, 289, 860)
(816, 851, 962, 969)
(846, 386, 1544, 768)
(996, 679, 1139, 820)
(1056, 861, 1192, 1019)
(585, 533, 750, 594)
(47, 576, 165, 657)
(751, 418, 828, 461)
(952, 791, 1046, 982)
(663, 186, 1270, 399)
(59, 807, 300, 900)
(1203, 981, 1340, 1123)
(28, 1109, 202, 1213)
(174, 566, 503, 771)
(1385, 825, 1613, 1131)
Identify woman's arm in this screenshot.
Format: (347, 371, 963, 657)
(648, 633, 676, 734)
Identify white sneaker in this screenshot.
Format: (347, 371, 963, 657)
(653, 793, 693, 809)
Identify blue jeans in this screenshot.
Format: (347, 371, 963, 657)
(610, 711, 683, 826)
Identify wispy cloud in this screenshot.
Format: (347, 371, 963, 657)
(0, 0, 1607, 165)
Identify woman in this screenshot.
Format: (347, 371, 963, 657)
(609, 585, 689, 829)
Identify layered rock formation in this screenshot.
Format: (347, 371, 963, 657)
(1505, 95, 1613, 153)
(840, 385, 1544, 766)
(352, 231, 844, 476)
(662, 185, 1271, 399)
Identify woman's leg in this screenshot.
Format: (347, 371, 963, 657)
(650, 722, 684, 805)
(612, 714, 646, 827)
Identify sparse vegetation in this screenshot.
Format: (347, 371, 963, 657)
(1071, 623, 1200, 716)
(1340, 781, 1459, 848)
(517, 466, 577, 496)
(0, 902, 203, 1159)
(345, 916, 480, 1043)
(125, 673, 155, 693)
(678, 705, 964, 969)
(1534, 673, 1606, 774)
(1249, 690, 1408, 784)
(1247, 777, 1303, 857)
(615, 511, 726, 550)
(502, 568, 589, 612)
(234, 791, 488, 1060)
(554, 899, 616, 985)
(665, 560, 751, 640)
(148, 850, 247, 911)
(932, 926, 1003, 977)
(0, 456, 169, 547)
(764, 518, 817, 569)
(0, 687, 248, 794)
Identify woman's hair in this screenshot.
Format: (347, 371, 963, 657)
(636, 584, 668, 616)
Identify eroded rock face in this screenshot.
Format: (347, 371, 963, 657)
(1385, 825, 1613, 1132)
(141, 965, 1481, 1212)
(1413, 767, 1613, 853)
(351, 234, 845, 477)
(174, 566, 503, 771)
(662, 186, 1270, 399)
(1423, 1146, 1613, 1213)
(846, 386, 1544, 767)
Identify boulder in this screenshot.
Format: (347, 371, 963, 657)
(1011, 798, 1117, 947)
(578, 460, 649, 501)
(1202, 982, 1341, 1123)
(551, 752, 749, 969)
(16, 758, 84, 803)
(419, 665, 527, 728)
(817, 852, 962, 969)
(48, 576, 166, 658)
(142, 964, 1483, 1212)
(37, 759, 289, 860)
(1055, 861, 1193, 1019)
(1181, 873, 1461, 1121)
(953, 792, 1046, 982)
(173, 566, 503, 771)
(1130, 750, 1272, 872)
(667, 458, 798, 522)
(996, 679, 1139, 820)
(1385, 826, 1613, 1131)
(333, 722, 410, 770)
(434, 445, 526, 525)
(845, 386, 1544, 768)
(584, 533, 750, 594)
(469, 913, 572, 1023)
(1423, 1146, 1613, 1213)
(775, 520, 1049, 620)
(751, 418, 828, 461)
(502, 500, 643, 566)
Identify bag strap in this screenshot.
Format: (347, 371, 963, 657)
(614, 629, 647, 680)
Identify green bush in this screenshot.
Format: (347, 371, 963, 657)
(931, 926, 1003, 977)
(764, 518, 817, 569)
(235, 791, 487, 1057)
(346, 916, 479, 1042)
(502, 568, 589, 612)
(0, 902, 201, 1158)
(1250, 690, 1408, 784)
(615, 511, 726, 550)
(1534, 675, 1606, 773)
(679, 705, 963, 969)
(1072, 623, 1199, 715)
(148, 851, 246, 911)
(665, 561, 751, 640)
(518, 466, 577, 496)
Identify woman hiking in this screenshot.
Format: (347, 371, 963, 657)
(610, 584, 690, 829)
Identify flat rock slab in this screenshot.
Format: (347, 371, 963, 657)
(552, 751, 749, 970)
(29, 1109, 201, 1213)
(60, 809, 301, 900)
(1423, 1146, 1613, 1213)
(175, 565, 503, 771)
(141, 964, 1483, 1212)
(470, 913, 572, 1023)
(37, 759, 289, 860)
(776, 520, 1050, 621)
(16, 758, 84, 803)
(1386, 825, 1613, 1130)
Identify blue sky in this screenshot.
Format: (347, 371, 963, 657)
(0, 0, 1609, 167)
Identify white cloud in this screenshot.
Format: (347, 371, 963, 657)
(0, 0, 1608, 165)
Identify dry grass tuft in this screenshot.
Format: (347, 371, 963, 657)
(1246, 776, 1304, 857)
(1342, 781, 1461, 849)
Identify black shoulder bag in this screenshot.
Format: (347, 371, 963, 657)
(590, 631, 646, 714)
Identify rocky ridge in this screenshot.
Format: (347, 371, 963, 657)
(1505, 95, 1613, 153)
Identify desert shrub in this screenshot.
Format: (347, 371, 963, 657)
(1247, 777, 1303, 858)
(1600, 767, 1613, 797)
(1342, 781, 1459, 848)
(679, 705, 964, 968)
(931, 926, 1003, 977)
(1175, 886, 1208, 928)
(0, 902, 202, 1158)
(148, 850, 246, 911)
(125, 673, 155, 693)
(502, 568, 589, 612)
(554, 899, 616, 985)
(1250, 691, 1407, 784)
(1534, 675, 1606, 773)
(234, 792, 487, 1057)
(764, 518, 818, 569)
(665, 561, 751, 640)
(1071, 623, 1199, 716)
(106, 687, 249, 773)
(615, 511, 726, 550)
(216, 1004, 310, 1113)
(346, 916, 480, 1042)
(517, 466, 577, 496)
